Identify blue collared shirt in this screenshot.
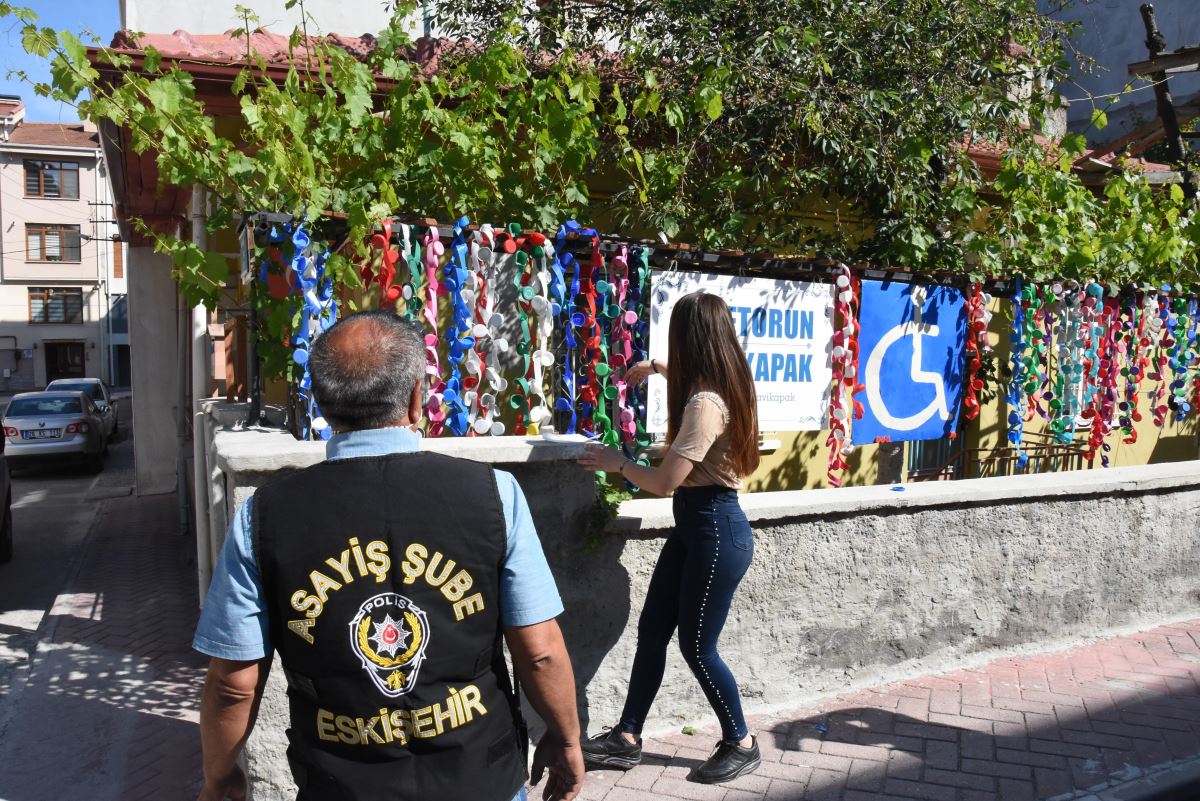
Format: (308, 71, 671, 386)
(193, 426, 564, 662)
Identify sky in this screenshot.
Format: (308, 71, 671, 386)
(0, 0, 121, 124)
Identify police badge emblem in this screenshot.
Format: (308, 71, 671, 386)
(349, 593, 431, 697)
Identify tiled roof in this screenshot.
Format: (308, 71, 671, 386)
(104, 28, 622, 80)
(5, 123, 99, 149)
(109, 28, 381, 65)
(0, 101, 22, 116)
(1081, 153, 1174, 175)
(961, 132, 1172, 176)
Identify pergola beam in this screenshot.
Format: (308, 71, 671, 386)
(1128, 47, 1200, 77)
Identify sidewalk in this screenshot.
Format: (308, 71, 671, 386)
(0, 493, 206, 801)
(4, 489, 1200, 801)
(579, 621, 1200, 801)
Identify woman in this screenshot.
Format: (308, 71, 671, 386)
(576, 291, 761, 784)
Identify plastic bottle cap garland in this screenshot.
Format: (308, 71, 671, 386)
(826, 264, 861, 486)
(267, 215, 1200, 485)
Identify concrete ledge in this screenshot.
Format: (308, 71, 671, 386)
(612, 460, 1200, 532)
(211, 425, 590, 475)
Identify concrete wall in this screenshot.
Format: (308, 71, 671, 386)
(199, 407, 1200, 799)
(129, 247, 179, 496)
(121, 0, 395, 36)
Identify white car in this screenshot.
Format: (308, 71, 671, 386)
(3, 391, 108, 472)
(45, 378, 118, 438)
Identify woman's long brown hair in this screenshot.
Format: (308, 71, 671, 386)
(666, 292, 760, 476)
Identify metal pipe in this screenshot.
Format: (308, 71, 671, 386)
(93, 148, 107, 383)
(176, 267, 190, 535)
(190, 187, 214, 600)
(246, 231, 262, 427)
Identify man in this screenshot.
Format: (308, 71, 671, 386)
(193, 310, 584, 801)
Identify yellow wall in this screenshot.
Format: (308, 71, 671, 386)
(738, 292, 1199, 492)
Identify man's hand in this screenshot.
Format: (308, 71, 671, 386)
(197, 764, 246, 801)
(530, 732, 584, 801)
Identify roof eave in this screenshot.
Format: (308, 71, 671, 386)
(0, 142, 101, 156)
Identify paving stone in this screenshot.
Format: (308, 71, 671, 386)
(11, 492, 1200, 801)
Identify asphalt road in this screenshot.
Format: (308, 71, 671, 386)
(0, 397, 135, 726)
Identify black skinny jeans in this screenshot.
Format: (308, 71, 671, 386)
(618, 485, 754, 742)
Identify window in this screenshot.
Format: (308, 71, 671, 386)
(24, 160, 80, 199)
(110, 295, 128, 334)
(45, 381, 104, 401)
(29, 288, 84, 324)
(26, 224, 82, 262)
(6, 396, 82, 416)
(112, 238, 123, 278)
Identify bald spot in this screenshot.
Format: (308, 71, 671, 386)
(316, 315, 395, 383)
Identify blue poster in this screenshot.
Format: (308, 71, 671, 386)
(851, 281, 966, 445)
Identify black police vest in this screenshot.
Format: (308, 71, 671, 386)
(253, 451, 528, 801)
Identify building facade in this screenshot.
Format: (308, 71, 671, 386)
(0, 96, 128, 391)
(1043, 0, 1200, 143)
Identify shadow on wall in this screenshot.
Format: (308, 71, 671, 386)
(504, 460, 633, 736)
(749, 434, 822, 492)
(1147, 426, 1199, 465)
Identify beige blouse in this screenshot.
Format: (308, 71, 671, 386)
(670, 392, 742, 489)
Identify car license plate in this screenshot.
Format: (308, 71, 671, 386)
(23, 429, 61, 440)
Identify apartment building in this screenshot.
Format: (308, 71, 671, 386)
(0, 95, 128, 391)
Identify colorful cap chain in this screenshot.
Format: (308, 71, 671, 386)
(826, 264, 861, 487)
(265, 215, 1200, 484)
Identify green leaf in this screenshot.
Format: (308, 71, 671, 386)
(1090, 108, 1107, 130)
(703, 90, 723, 122)
(1061, 132, 1087, 156)
(143, 45, 162, 74)
(240, 98, 261, 128)
(147, 77, 184, 115)
(664, 100, 684, 130)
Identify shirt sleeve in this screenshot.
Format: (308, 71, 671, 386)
(496, 470, 564, 627)
(670, 396, 727, 463)
(193, 497, 271, 661)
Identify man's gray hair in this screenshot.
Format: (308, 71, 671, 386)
(309, 310, 426, 431)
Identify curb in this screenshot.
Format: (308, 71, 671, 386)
(1086, 755, 1200, 800)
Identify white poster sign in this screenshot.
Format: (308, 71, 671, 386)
(648, 270, 833, 433)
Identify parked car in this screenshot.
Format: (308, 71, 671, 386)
(0, 442, 10, 563)
(45, 378, 118, 438)
(2, 391, 108, 472)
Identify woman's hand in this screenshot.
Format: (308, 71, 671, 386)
(625, 359, 665, 387)
(576, 444, 629, 473)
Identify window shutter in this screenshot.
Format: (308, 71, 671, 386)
(26, 228, 42, 261)
(29, 290, 46, 324)
(44, 229, 61, 260)
(24, 161, 40, 196)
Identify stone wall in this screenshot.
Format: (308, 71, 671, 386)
(197, 404, 1200, 799)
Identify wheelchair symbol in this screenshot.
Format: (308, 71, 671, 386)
(863, 286, 951, 431)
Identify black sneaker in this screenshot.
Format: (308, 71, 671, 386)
(581, 726, 642, 769)
(692, 735, 761, 784)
